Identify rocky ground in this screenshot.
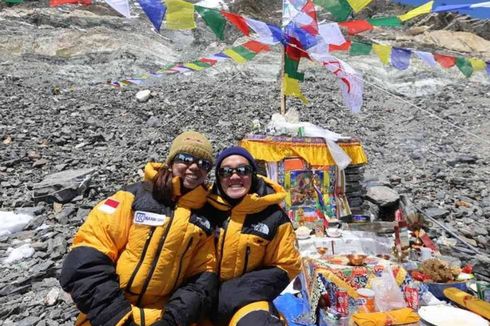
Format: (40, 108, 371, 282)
(0, 0, 489, 324)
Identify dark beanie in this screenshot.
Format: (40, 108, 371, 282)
(215, 146, 258, 173)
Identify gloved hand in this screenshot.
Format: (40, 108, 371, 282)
(150, 312, 178, 326)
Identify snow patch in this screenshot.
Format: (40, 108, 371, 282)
(0, 211, 33, 236)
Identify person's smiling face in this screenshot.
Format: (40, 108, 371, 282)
(218, 155, 253, 199)
(171, 153, 209, 190)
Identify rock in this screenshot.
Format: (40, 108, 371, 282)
(32, 159, 49, 168)
(146, 116, 161, 127)
(44, 287, 60, 306)
(366, 186, 400, 207)
(423, 207, 450, 219)
(136, 90, 151, 102)
(31, 168, 96, 204)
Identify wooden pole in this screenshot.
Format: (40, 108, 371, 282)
(280, 46, 287, 115)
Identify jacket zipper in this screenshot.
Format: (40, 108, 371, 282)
(241, 246, 250, 276)
(216, 217, 230, 278)
(125, 227, 156, 294)
(171, 237, 194, 292)
(136, 215, 174, 306)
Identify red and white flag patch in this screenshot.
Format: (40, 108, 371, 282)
(99, 198, 120, 214)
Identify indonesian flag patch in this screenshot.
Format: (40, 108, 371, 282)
(99, 198, 120, 214)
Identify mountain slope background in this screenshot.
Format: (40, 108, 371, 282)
(0, 0, 489, 324)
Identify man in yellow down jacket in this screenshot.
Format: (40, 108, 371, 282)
(60, 131, 218, 326)
(202, 146, 302, 326)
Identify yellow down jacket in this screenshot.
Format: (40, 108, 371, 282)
(203, 175, 302, 325)
(60, 163, 217, 326)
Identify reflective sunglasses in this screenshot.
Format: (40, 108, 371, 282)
(217, 165, 254, 178)
(173, 153, 212, 172)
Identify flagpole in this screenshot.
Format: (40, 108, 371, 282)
(280, 48, 287, 115)
(280, 0, 287, 116)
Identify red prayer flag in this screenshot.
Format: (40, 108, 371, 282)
(286, 37, 310, 61)
(242, 40, 270, 53)
(329, 41, 352, 52)
(221, 11, 250, 36)
(339, 20, 373, 35)
(434, 53, 456, 68)
(300, 0, 319, 36)
(199, 58, 217, 65)
(50, 0, 90, 6)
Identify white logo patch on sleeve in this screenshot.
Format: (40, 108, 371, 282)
(133, 211, 167, 226)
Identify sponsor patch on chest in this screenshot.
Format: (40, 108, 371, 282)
(98, 198, 120, 214)
(133, 211, 167, 226)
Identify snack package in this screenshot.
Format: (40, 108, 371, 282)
(371, 264, 407, 312)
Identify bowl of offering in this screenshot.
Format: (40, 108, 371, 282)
(347, 254, 367, 266)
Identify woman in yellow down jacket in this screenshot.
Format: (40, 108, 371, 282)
(203, 146, 302, 326)
(60, 131, 218, 326)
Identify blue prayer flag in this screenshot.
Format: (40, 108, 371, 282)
(138, 0, 166, 31)
(391, 48, 412, 70)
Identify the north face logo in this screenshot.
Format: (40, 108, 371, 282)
(252, 223, 270, 235)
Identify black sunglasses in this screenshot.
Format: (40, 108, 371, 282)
(174, 153, 213, 172)
(217, 165, 254, 178)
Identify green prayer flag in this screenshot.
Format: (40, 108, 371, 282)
(314, 0, 352, 22)
(195, 6, 226, 40)
(368, 16, 402, 27)
(349, 41, 372, 56)
(232, 46, 257, 61)
(284, 55, 305, 81)
(456, 57, 473, 78)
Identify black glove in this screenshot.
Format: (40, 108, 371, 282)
(151, 311, 178, 326)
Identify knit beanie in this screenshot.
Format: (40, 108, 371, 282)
(166, 131, 214, 165)
(215, 146, 258, 172)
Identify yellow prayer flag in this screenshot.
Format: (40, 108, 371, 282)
(166, 0, 196, 30)
(372, 44, 392, 65)
(346, 0, 373, 13)
(469, 58, 486, 71)
(398, 1, 433, 21)
(223, 49, 247, 64)
(283, 74, 308, 103)
(183, 63, 206, 71)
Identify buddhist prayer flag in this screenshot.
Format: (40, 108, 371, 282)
(165, 0, 196, 29)
(50, 0, 90, 6)
(415, 50, 437, 67)
(349, 41, 372, 56)
(195, 6, 226, 40)
(245, 18, 280, 45)
(318, 23, 346, 45)
(284, 55, 305, 81)
(223, 46, 255, 64)
(138, 0, 166, 31)
(468, 58, 486, 71)
(398, 1, 433, 21)
(313, 0, 352, 21)
(339, 20, 373, 34)
(346, 0, 373, 12)
(372, 44, 391, 65)
(241, 40, 270, 53)
(184, 60, 212, 71)
(391, 47, 411, 70)
(221, 11, 250, 35)
(105, 0, 130, 17)
(283, 74, 308, 103)
(329, 41, 351, 52)
(323, 58, 363, 113)
(368, 16, 402, 27)
(455, 57, 473, 77)
(434, 53, 456, 68)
